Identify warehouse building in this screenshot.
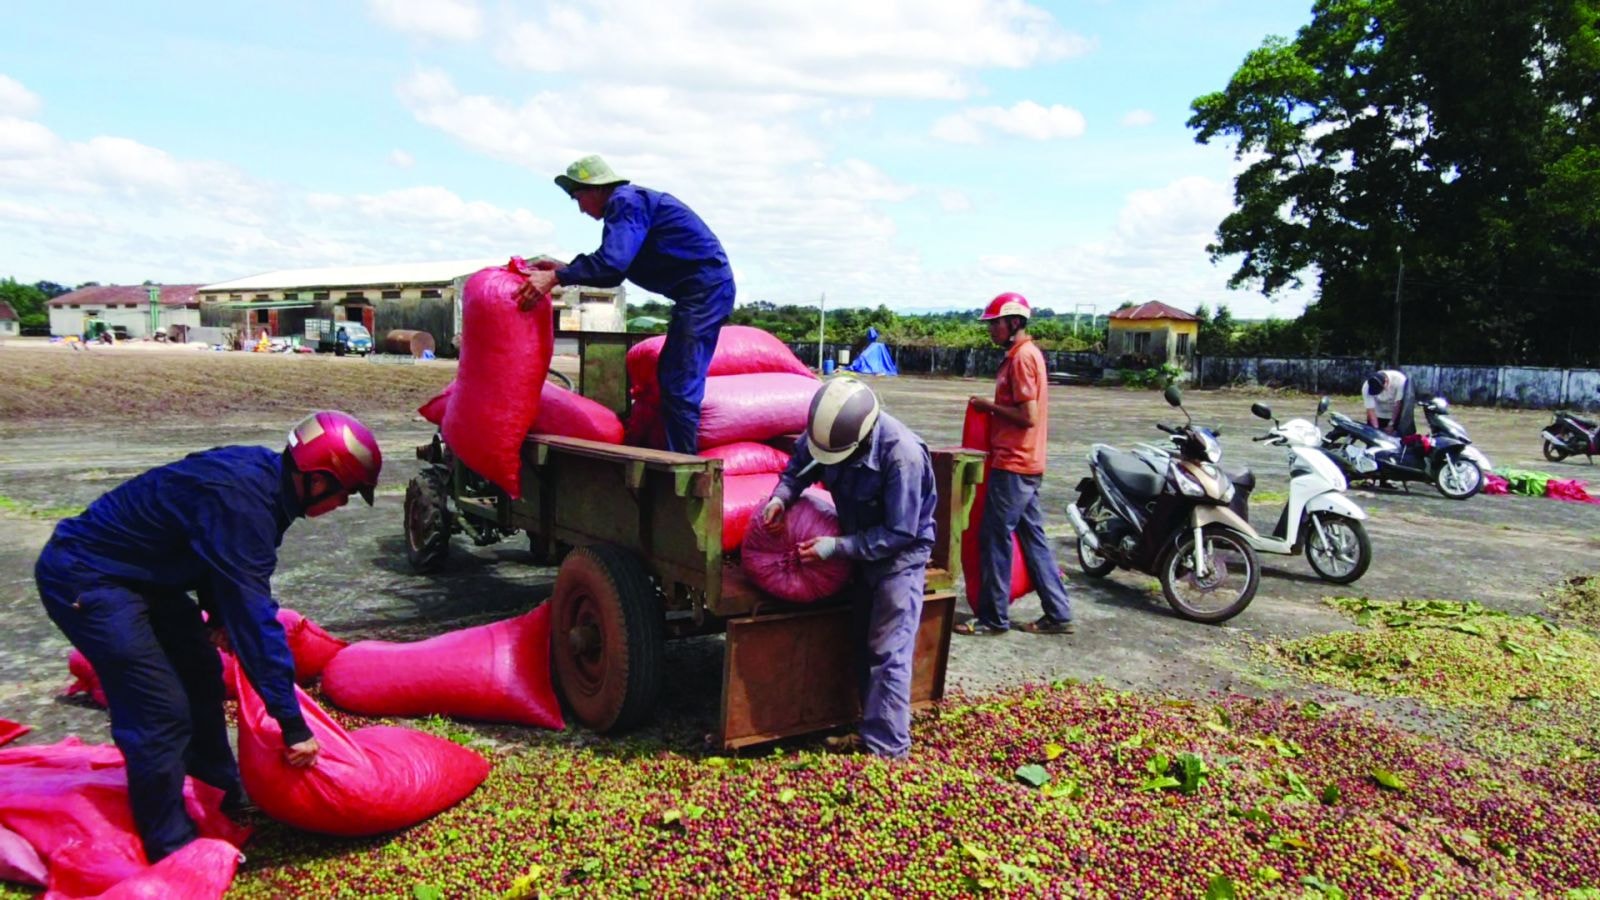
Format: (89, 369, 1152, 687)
(197, 259, 625, 354)
(46, 284, 203, 340)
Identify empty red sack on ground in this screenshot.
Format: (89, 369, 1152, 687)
(320, 606, 563, 729)
(232, 666, 489, 837)
(740, 494, 853, 603)
(441, 260, 553, 498)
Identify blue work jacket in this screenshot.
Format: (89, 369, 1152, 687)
(773, 412, 937, 581)
(557, 184, 733, 300)
(47, 446, 309, 741)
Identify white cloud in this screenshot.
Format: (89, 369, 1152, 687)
(932, 101, 1086, 143)
(1121, 109, 1155, 127)
(366, 0, 482, 41)
(389, 148, 415, 168)
(497, 0, 1091, 100)
(0, 75, 41, 118)
(0, 109, 554, 284)
(938, 190, 973, 213)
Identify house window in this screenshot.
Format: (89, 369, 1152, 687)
(1175, 333, 1190, 357)
(254, 309, 270, 325)
(421, 288, 441, 299)
(381, 290, 401, 300)
(313, 291, 330, 301)
(283, 292, 299, 301)
(69, 304, 80, 309)
(1132, 332, 1152, 355)
(344, 292, 366, 300)
(229, 294, 242, 302)
(253, 294, 269, 301)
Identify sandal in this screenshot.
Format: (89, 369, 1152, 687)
(953, 621, 1009, 636)
(1022, 617, 1076, 635)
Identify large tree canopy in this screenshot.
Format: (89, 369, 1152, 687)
(1190, 0, 1600, 365)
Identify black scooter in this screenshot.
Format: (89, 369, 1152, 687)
(1320, 396, 1484, 500)
(1542, 386, 1600, 464)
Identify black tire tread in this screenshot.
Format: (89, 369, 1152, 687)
(404, 467, 453, 572)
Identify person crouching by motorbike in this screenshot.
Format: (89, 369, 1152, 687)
(1363, 369, 1417, 436)
(759, 377, 936, 760)
(954, 292, 1075, 638)
(33, 411, 382, 863)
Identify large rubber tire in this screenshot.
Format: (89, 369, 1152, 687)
(1076, 535, 1116, 578)
(1434, 455, 1483, 500)
(549, 545, 664, 733)
(1543, 437, 1571, 463)
(1158, 526, 1260, 625)
(404, 467, 453, 572)
(1303, 513, 1371, 585)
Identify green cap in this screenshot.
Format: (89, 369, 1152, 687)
(554, 154, 629, 195)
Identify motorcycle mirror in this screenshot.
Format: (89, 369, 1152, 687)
(1250, 402, 1273, 421)
(1317, 396, 1331, 416)
(1432, 396, 1450, 411)
(1163, 385, 1183, 408)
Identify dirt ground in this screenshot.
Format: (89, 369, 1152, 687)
(2, 345, 1597, 750)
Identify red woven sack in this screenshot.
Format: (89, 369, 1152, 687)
(232, 666, 490, 837)
(0, 738, 249, 898)
(441, 259, 553, 498)
(740, 494, 852, 603)
(959, 404, 1033, 613)
(723, 473, 781, 553)
(702, 442, 791, 476)
(696, 373, 817, 450)
(0, 820, 46, 887)
(320, 606, 563, 729)
(626, 325, 814, 403)
(0, 721, 28, 750)
(84, 837, 241, 900)
(422, 380, 623, 445)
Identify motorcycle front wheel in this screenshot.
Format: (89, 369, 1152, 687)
(1435, 456, 1483, 500)
(1077, 535, 1116, 578)
(1304, 513, 1371, 584)
(1158, 526, 1260, 624)
(1543, 433, 1571, 462)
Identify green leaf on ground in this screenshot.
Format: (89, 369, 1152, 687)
(1372, 768, 1409, 793)
(1014, 764, 1051, 788)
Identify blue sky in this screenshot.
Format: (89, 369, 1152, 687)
(1, 0, 1317, 317)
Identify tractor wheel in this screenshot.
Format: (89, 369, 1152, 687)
(549, 545, 664, 732)
(404, 466, 453, 572)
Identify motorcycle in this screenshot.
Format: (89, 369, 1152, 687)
(1541, 386, 1600, 464)
(1320, 396, 1484, 500)
(1066, 386, 1260, 624)
(1238, 399, 1372, 584)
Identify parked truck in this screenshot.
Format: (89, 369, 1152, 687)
(305, 319, 373, 356)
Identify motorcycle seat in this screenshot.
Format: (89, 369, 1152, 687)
(1566, 414, 1597, 429)
(1096, 448, 1165, 500)
(1223, 465, 1255, 492)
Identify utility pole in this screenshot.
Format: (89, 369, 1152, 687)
(817, 292, 826, 371)
(1391, 246, 1404, 368)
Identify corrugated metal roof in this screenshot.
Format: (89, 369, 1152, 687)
(1109, 300, 1200, 322)
(0, 301, 17, 321)
(46, 285, 202, 308)
(197, 259, 511, 292)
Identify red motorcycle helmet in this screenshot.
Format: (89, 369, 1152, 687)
(285, 410, 382, 517)
(979, 292, 1031, 321)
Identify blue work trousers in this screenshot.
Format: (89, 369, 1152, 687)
(35, 547, 238, 863)
(853, 565, 925, 758)
(657, 279, 735, 454)
(976, 469, 1072, 630)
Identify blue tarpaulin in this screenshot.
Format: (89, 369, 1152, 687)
(848, 327, 898, 376)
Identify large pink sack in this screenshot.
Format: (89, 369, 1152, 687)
(741, 494, 853, 603)
(960, 404, 1033, 613)
(627, 325, 814, 404)
(320, 606, 563, 729)
(695, 373, 818, 450)
(65, 609, 344, 708)
(421, 380, 623, 445)
(703, 442, 791, 476)
(0, 820, 46, 887)
(723, 473, 781, 553)
(232, 666, 489, 838)
(80, 837, 241, 900)
(441, 259, 553, 498)
(0, 738, 249, 898)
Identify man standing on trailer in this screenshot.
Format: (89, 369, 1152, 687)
(517, 154, 735, 454)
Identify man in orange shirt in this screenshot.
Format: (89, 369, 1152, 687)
(954, 293, 1075, 636)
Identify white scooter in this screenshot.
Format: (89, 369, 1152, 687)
(1229, 399, 1373, 584)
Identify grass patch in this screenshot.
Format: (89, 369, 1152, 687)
(214, 682, 1600, 898)
(1269, 597, 1600, 768)
(1551, 575, 1600, 630)
(0, 494, 86, 520)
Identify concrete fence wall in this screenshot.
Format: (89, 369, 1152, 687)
(1197, 355, 1600, 411)
(788, 342, 1103, 380)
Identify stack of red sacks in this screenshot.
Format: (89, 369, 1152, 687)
(624, 327, 825, 552)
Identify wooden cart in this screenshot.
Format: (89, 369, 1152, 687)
(403, 332, 984, 749)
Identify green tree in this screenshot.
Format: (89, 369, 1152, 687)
(0, 278, 49, 328)
(1190, 0, 1600, 365)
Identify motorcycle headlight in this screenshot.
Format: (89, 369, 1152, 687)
(1173, 467, 1206, 497)
(1200, 432, 1222, 464)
